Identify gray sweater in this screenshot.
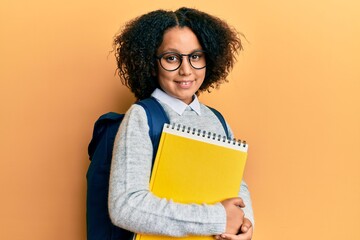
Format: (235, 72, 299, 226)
(108, 97, 254, 237)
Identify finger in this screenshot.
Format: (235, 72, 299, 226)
(214, 235, 227, 240)
(219, 233, 240, 240)
(221, 230, 252, 240)
(232, 197, 245, 208)
(238, 228, 253, 240)
(240, 218, 252, 233)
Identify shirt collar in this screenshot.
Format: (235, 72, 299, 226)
(151, 88, 201, 115)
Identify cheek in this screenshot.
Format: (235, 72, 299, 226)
(158, 69, 176, 82)
(197, 69, 206, 82)
(157, 72, 171, 89)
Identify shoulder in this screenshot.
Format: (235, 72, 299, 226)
(199, 103, 223, 117)
(120, 103, 149, 130)
(126, 103, 147, 116)
(199, 103, 233, 138)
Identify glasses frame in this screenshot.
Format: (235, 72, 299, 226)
(155, 50, 206, 72)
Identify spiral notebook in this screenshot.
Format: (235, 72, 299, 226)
(135, 123, 248, 240)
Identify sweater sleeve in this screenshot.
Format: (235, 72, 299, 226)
(108, 104, 226, 237)
(226, 124, 255, 227)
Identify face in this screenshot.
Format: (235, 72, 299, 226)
(156, 27, 206, 104)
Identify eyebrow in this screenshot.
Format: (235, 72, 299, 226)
(158, 48, 203, 54)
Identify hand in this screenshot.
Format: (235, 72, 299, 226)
(220, 197, 245, 234)
(214, 218, 253, 240)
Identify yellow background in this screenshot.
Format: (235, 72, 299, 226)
(1, 0, 359, 239)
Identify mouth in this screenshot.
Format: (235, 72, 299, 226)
(174, 80, 194, 87)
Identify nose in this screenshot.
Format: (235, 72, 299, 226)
(178, 56, 192, 76)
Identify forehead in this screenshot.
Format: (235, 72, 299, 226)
(157, 26, 202, 53)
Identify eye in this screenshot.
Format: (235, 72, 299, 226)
(162, 53, 180, 63)
(190, 52, 205, 61)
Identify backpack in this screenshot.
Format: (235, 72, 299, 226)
(86, 97, 229, 240)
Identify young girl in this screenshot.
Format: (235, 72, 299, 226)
(109, 7, 254, 240)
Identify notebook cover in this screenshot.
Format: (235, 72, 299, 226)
(135, 124, 248, 240)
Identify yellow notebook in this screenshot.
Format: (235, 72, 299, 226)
(135, 123, 248, 240)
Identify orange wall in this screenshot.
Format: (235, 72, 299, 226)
(1, 0, 359, 239)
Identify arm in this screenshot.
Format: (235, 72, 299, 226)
(108, 104, 226, 237)
(226, 124, 255, 227)
(239, 181, 254, 227)
(221, 124, 254, 240)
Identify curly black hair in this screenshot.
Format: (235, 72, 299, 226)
(113, 7, 243, 100)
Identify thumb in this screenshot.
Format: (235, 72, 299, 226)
(241, 218, 252, 233)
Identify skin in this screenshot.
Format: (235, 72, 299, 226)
(215, 217, 253, 240)
(155, 26, 206, 105)
(216, 198, 253, 240)
(156, 26, 253, 240)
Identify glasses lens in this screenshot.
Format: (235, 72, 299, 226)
(160, 53, 181, 71)
(158, 51, 206, 71)
(189, 51, 206, 69)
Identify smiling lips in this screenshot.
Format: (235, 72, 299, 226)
(175, 80, 195, 88)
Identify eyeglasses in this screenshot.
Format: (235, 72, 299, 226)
(155, 50, 206, 72)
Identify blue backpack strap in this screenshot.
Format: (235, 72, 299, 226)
(88, 112, 124, 161)
(207, 106, 230, 139)
(136, 97, 170, 161)
(137, 98, 229, 142)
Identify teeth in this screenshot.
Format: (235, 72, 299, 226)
(178, 81, 191, 85)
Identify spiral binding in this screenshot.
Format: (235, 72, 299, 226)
(165, 123, 247, 148)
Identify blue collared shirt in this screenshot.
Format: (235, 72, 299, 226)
(151, 88, 201, 116)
